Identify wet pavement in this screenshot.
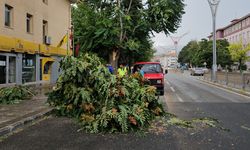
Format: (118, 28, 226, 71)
(1, 73, 250, 150)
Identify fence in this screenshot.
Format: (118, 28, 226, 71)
(203, 71, 250, 92)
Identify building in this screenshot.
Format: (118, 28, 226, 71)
(152, 50, 178, 69)
(0, 0, 76, 86)
(208, 13, 250, 68)
(208, 14, 250, 45)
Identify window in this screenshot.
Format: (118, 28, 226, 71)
(42, 20, 48, 43)
(22, 54, 36, 83)
(242, 20, 246, 27)
(26, 13, 33, 33)
(5, 4, 13, 27)
(43, 0, 48, 4)
(0, 56, 6, 84)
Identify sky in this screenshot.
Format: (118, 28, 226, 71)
(152, 0, 250, 54)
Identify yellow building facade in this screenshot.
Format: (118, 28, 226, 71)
(0, 0, 75, 85)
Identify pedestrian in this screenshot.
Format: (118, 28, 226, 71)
(117, 64, 127, 77)
(137, 66, 144, 77)
(106, 64, 114, 74)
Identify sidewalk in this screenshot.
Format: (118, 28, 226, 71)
(197, 77, 250, 98)
(0, 85, 53, 137)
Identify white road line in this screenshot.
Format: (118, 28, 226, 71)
(176, 94, 184, 102)
(199, 81, 250, 100)
(170, 87, 176, 92)
(166, 81, 170, 85)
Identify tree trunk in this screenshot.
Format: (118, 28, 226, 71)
(109, 49, 120, 71)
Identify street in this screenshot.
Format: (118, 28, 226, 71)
(1, 72, 250, 150)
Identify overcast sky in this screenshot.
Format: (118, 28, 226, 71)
(152, 0, 250, 53)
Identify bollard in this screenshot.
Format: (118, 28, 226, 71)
(242, 72, 245, 90)
(225, 70, 228, 85)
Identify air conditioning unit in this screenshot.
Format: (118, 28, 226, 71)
(44, 36, 51, 45)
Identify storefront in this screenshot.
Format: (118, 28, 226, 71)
(0, 53, 17, 85)
(0, 51, 62, 86)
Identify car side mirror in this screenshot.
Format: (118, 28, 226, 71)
(165, 69, 168, 74)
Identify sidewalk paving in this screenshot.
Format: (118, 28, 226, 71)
(0, 85, 52, 137)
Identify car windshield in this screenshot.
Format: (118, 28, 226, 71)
(133, 64, 162, 73)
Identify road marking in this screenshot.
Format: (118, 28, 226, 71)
(199, 81, 250, 100)
(170, 87, 175, 92)
(166, 81, 170, 85)
(176, 94, 184, 102)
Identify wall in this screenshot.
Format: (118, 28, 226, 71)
(0, 0, 71, 49)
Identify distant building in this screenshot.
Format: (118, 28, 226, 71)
(208, 13, 250, 68)
(208, 13, 250, 45)
(0, 0, 76, 86)
(152, 50, 178, 68)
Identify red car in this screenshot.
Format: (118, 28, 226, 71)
(133, 62, 167, 95)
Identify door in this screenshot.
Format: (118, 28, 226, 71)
(0, 55, 6, 84)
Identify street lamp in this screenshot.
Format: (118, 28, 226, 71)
(207, 0, 220, 82)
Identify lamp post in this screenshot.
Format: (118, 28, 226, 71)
(207, 0, 220, 82)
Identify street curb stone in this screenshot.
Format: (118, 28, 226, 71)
(0, 108, 53, 137)
(197, 78, 250, 97)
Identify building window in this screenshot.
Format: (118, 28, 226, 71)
(243, 20, 246, 27)
(42, 20, 48, 43)
(26, 13, 33, 33)
(43, 0, 48, 4)
(5, 4, 13, 27)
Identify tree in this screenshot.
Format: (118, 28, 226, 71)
(178, 40, 199, 67)
(72, 0, 185, 68)
(178, 39, 233, 68)
(228, 41, 250, 71)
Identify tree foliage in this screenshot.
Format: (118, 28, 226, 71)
(72, 0, 185, 68)
(228, 41, 250, 71)
(48, 53, 164, 133)
(0, 86, 33, 104)
(178, 39, 233, 68)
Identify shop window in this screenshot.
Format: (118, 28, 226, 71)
(22, 54, 36, 83)
(0, 56, 7, 84)
(9, 57, 16, 83)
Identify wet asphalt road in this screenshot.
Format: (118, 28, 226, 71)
(1, 72, 250, 150)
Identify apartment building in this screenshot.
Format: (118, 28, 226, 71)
(209, 13, 250, 44)
(208, 13, 250, 68)
(0, 0, 76, 86)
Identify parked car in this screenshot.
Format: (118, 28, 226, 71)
(190, 68, 205, 76)
(133, 62, 166, 95)
(202, 68, 209, 73)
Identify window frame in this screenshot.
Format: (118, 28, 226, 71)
(26, 13, 33, 33)
(4, 4, 13, 28)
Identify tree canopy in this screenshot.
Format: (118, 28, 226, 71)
(228, 41, 250, 71)
(72, 0, 185, 68)
(178, 39, 233, 68)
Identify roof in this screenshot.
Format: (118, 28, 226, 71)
(219, 13, 250, 31)
(134, 62, 161, 65)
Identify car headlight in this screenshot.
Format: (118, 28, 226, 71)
(157, 80, 162, 84)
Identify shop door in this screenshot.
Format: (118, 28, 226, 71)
(0, 55, 6, 84)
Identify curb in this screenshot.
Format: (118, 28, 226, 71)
(197, 78, 250, 98)
(0, 108, 53, 137)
